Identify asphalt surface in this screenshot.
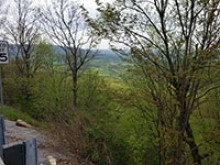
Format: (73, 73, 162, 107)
(4, 120, 74, 164)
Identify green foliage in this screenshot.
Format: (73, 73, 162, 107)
(189, 88, 220, 164)
(32, 41, 56, 71)
(3, 65, 36, 114)
(116, 108, 159, 165)
(31, 69, 72, 120)
(2, 106, 42, 127)
(93, 0, 220, 163)
(77, 70, 129, 164)
(86, 125, 128, 165)
(3, 41, 220, 165)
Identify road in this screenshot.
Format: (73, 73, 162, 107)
(4, 120, 79, 165)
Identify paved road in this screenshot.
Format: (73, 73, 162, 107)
(4, 120, 75, 164)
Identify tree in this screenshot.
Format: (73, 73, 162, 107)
(4, 0, 41, 78)
(92, 0, 220, 164)
(2, 0, 42, 110)
(42, 0, 98, 109)
(0, 0, 8, 32)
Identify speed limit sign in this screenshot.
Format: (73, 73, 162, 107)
(0, 41, 9, 64)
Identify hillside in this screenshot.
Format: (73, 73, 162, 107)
(8, 44, 122, 63)
(8, 44, 130, 77)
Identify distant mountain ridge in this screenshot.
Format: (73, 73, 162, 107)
(8, 44, 122, 63)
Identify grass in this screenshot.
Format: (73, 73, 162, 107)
(1, 106, 46, 128)
(103, 77, 129, 89)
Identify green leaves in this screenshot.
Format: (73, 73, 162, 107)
(95, 0, 102, 6)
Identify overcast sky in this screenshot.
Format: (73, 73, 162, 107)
(5, 0, 114, 48)
(34, 0, 114, 17)
(7, 0, 114, 15)
(78, 0, 114, 48)
(79, 0, 114, 17)
(79, 0, 114, 8)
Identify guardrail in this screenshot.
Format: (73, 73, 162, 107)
(0, 116, 38, 165)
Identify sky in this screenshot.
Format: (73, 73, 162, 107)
(34, 0, 114, 17)
(6, 0, 114, 16)
(79, 0, 114, 8)
(79, 0, 99, 17)
(78, 0, 114, 48)
(4, 0, 115, 48)
(79, 0, 114, 17)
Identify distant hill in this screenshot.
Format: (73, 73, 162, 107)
(51, 45, 122, 62)
(96, 49, 122, 62)
(8, 44, 131, 76)
(8, 44, 122, 63)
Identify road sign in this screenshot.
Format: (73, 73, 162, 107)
(0, 41, 9, 64)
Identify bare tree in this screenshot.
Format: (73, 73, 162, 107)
(93, 0, 220, 164)
(5, 0, 41, 78)
(42, 0, 98, 109)
(2, 0, 42, 105)
(0, 0, 8, 32)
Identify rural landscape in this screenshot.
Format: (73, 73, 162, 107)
(0, 0, 220, 164)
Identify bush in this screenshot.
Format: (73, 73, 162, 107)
(45, 70, 130, 164)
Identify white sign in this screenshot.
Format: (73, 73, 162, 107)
(0, 41, 9, 64)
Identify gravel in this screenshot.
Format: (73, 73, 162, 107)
(4, 120, 77, 165)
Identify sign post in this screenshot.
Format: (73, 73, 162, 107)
(0, 41, 9, 115)
(0, 40, 8, 161)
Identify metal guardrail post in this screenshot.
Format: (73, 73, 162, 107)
(0, 116, 5, 158)
(3, 138, 38, 165)
(24, 138, 38, 165)
(0, 116, 38, 165)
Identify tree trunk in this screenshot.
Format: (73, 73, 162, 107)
(72, 71, 77, 109)
(174, 126, 186, 165)
(26, 60, 31, 78)
(185, 122, 202, 165)
(174, 91, 188, 165)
